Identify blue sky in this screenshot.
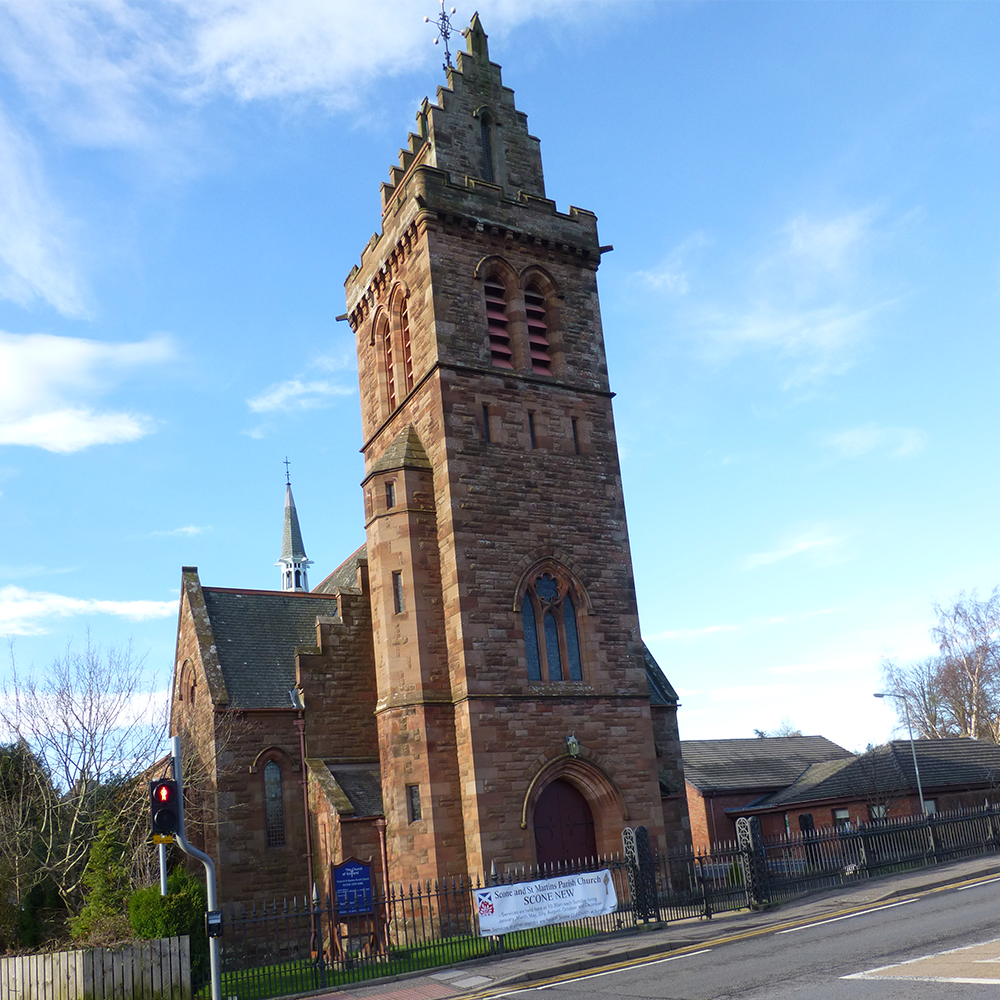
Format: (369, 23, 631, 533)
(1, 1, 998, 753)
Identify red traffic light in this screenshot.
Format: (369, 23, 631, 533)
(149, 779, 180, 835)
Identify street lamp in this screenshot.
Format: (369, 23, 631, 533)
(874, 691, 926, 815)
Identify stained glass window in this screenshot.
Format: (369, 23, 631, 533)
(264, 761, 285, 848)
(521, 569, 583, 684)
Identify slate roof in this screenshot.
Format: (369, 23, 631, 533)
(681, 736, 854, 793)
(281, 484, 308, 560)
(739, 738, 1000, 812)
(644, 644, 678, 706)
(329, 764, 383, 817)
(315, 544, 367, 595)
(202, 588, 339, 708)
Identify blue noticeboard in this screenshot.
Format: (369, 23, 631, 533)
(333, 857, 374, 915)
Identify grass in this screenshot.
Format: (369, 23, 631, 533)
(196, 922, 600, 1000)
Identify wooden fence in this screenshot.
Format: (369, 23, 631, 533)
(0, 937, 190, 1000)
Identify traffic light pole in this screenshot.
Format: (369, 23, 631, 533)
(170, 736, 222, 1000)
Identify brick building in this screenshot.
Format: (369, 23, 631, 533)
(171, 15, 690, 906)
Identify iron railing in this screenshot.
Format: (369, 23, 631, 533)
(205, 802, 1000, 1000)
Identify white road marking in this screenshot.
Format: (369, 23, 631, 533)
(844, 935, 1000, 983)
(487, 949, 713, 996)
(957, 875, 1000, 891)
(776, 899, 915, 934)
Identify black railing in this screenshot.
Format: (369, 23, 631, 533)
(204, 802, 1000, 1000)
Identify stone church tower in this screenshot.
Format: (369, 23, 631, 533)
(170, 15, 688, 907)
(345, 16, 683, 883)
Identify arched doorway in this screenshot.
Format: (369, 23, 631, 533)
(533, 778, 597, 866)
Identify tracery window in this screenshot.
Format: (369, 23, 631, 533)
(522, 570, 583, 682)
(263, 760, 285, 848)
(524, 283, 551, 375)
(485, 278, 513, 368)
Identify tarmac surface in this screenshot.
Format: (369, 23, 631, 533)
(306, 856, 1000, 1000)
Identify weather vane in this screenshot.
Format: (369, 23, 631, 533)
(424, 1, 458, 72)
(283, 457, 291, 486)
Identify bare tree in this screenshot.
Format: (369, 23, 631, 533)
(882, 588, 1000, 743)
(0, 635, 167, 911)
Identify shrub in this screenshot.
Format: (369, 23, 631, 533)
(129, 867, 208, 980)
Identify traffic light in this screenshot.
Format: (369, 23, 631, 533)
(150, 779, 180, 835)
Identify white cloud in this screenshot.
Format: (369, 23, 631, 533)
(745, 527, 847, 570)
(825, 423, 927, 459)
(150, 525, 212, 537)
(783, 209, 876, 274)
(0, 106, 87, 316)
(248, 378, 353, 413)
(688, 208, 893, 388)
(636, 233, 708, 294)
(0, 585, 176, 636)
(0, 331, 173, 452)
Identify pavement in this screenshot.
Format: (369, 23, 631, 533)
(306, 856, 1000, 1000)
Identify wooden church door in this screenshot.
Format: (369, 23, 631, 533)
(533, 779, 597, 866)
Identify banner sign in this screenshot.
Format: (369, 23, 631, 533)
(473, 869, 618, 936)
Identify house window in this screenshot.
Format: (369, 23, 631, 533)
(833, 808, 851, 830)
(869, 803, 887, 821)
(571, 417, 580, 455)
(524, 284, 551, 375)
(264, 761, 285, 848)
(485, 278, 513, 368)
(528, 411, 537, 449)
(400, 298, 414, 392)
(923, 799, 937, 814)
(385, 481, 396, 509)
(522, 570, 583, 682)
(482, 403, 491, 444)
(407, 784, 422, 822)
(392, 571, 404, 614)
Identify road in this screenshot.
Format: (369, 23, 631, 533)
(486, 875, 1000, 999)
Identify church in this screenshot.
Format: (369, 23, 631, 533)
(170, 15, 691, 907)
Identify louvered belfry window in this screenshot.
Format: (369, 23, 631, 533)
(525, 284, 551, 375)
(383, 324, 396, 412)
(264, 760, 285, 848)
(485, 278, 513, 368)
(400, 298, 414, 392)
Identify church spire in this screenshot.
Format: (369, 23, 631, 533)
(276, 462, 312, 592)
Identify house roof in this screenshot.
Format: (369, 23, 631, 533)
(202, 588, 339, 709)
(328, 764, 384, 817)
(315, 544, 367, 595)
(681, 736, 854, 793)
(738, 738, 1000, 812)
(644, 644, 678, 706)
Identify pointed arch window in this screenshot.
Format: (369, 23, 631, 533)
(522, 570, 583, 682)
(485, 278, 513, 368)
(383, 321, 396, 412)
(264, 760, 286, 848)
(524, 284, 551, 375)
(400, 297, 414, 392)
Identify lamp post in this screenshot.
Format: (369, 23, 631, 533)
(874, 691, 926, 815)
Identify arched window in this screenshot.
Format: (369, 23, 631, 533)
(480, 115, 494, 183)
(522, 570, 583, 682)
(400, 298, 414, 392)
(524, 283, 551, 375)
(382, 322, 396, 412)
(484, 277, 513, 368)
(264, 760, 285, 848)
